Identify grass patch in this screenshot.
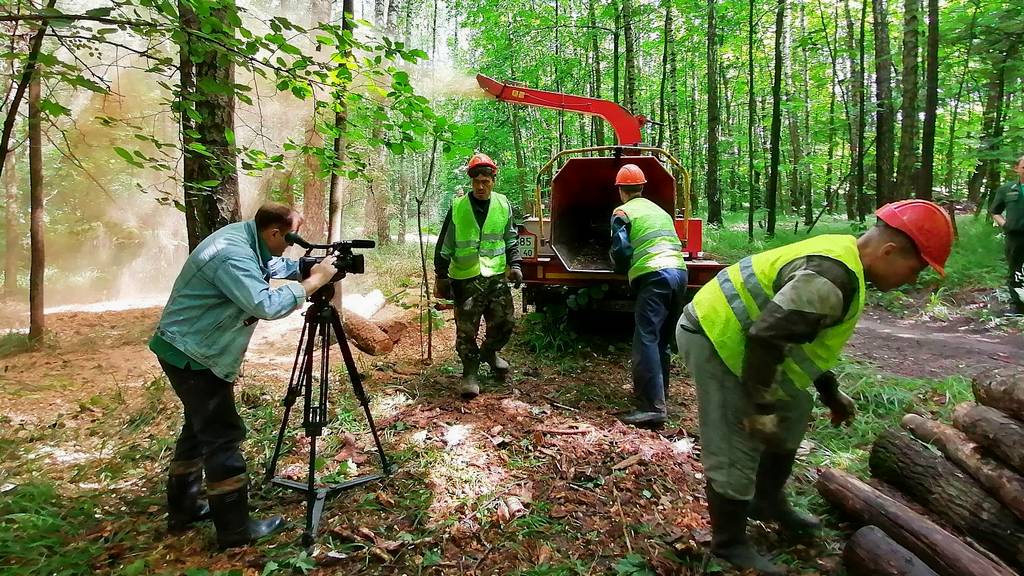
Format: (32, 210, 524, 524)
(802, 361, 973, 476)
(0, 331, 36, 358)
(0, 482, 114, 575)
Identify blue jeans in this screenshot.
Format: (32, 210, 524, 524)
(631, 269, 688, 413)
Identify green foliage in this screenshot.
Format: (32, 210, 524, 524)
(613, 554, 656, 576)
(805, 362, 973, 475)
(0, 482, 111, 575)
(0, 331, 35, 358)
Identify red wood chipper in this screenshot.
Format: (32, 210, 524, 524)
(476, 74, 725, 311)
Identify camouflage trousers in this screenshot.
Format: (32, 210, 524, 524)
(451, 275, 515, 371)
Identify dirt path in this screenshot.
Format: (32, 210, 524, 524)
(847, 309, 1023, 379)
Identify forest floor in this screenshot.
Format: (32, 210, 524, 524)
(0, 279, 1021, 576)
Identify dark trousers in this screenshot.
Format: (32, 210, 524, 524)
(160, 360, 247, 493)
(452, 275, 515, 368)
(631, 269, 688, 413)
(1006, 232, 1024, 313)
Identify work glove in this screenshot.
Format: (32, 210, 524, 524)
(508, 266, 523, 289)
(743, 402, 785, 448)
(814, 371, 857, 427)
(434, 277, 452, 300)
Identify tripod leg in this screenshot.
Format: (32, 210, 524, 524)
(329, 310, 391, 474)
(264, 318, 314, 483)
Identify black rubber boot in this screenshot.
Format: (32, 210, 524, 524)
(617, 410, 668, 429)
(482, 351, 510, 378)
(749, 450, 821, 535)
(460, 359, 480, 399)
(209, 485, 286, 550)
(167, 469, 211, 533)
(707, 485, 786, 575)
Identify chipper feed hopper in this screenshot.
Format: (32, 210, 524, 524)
(476, 74, 725, 311)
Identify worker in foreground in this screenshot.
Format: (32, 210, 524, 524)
(434, 153, 522, 398)
(609, 164, 688, 428)
(677, 200, 954, 574)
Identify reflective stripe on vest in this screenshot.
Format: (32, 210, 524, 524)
(691, 234, 866, 390)
(448, 193, 512, 280)
(617, 197, 687, 282)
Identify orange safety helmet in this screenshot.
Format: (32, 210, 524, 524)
(875, 199, 954, 276)
(467, 153, 498, 175)
(615, 164, 647, 186)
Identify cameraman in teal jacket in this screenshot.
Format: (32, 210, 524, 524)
(149, 202, 337, 549)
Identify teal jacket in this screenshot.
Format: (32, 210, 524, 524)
(153, 220, 305, 382)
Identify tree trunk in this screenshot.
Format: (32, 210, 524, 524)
(3, 148, 17, 298)
(973, 373, 1024, 421)
(894, 0, 920, 201)
(746, 0, 756, 240)
(303, 125, 328, 242)
(28, 72, 43, 343)
(817, 467, 1017, 576)
(869, 430, 1024, 570)
(943, 4, 978, 196)
(917, 0, 938, 199)
(668, 12, 682, 212)
(398, 156, 408, 243)
(856, 0, 868, 219)
(873, 0, 895, 206)
(845, 526, 940, 576)
(766, 0, 785, 236)
(509, 103, 528, 213)
(657, 0, 671, 150)
(386, 0, 399, 35)
(984, 53, 1014, 202)
(622, 0, 636, 113)
(843, 0, 860, 220)
(953, 403, 1024, 475)
(588, 0, 605, 147)
(966, 68, 1001, 206)
(613, 0, 620, 105)
(180, 0, 240, 251)
(902, 414, 1024, 521)
(800, 3, 812, 226)
(374, 0, 386, 27)
(329, 0, 356, 243)
(0, 0, 56, 185)
(706, 0, 722, 226)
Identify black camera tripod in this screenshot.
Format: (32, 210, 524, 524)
(264, 283, 390, 546)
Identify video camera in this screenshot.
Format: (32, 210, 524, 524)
(285, 232, 375, 284)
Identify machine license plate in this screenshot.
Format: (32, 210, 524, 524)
(518, 234, 537, 258)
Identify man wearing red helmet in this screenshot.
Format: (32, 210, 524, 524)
(434, 153, 522, 398)
(677, 200, 954, 574)
(989, 154, 1024, 315)
(608, 163, 688, 429)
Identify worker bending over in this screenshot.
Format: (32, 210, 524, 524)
(609, 164, 688, 428)
(678, 200, 954, 574)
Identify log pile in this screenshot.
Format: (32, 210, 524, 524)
(818, 372, 1024, 575)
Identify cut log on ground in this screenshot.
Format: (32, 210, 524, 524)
(869, 430, 1024, 570)
(374, 318, 407, 344)
(902, 414, 1024, 520)
(816, 468, 1016, 576)
(973, 372, 1024, 421)
(343, 312, 394, 355)
(953, 403, 1024, 474)
(844, 526, 939, 576)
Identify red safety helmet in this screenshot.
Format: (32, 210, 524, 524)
(467, 153, 498, 175)
(615, 164, 647, 186)
(875, 199, 954, 276)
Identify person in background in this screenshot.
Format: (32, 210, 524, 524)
(989, 154, 1024, 315)
(608, 163, 688, 429)
(434, 153, 522, 398)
